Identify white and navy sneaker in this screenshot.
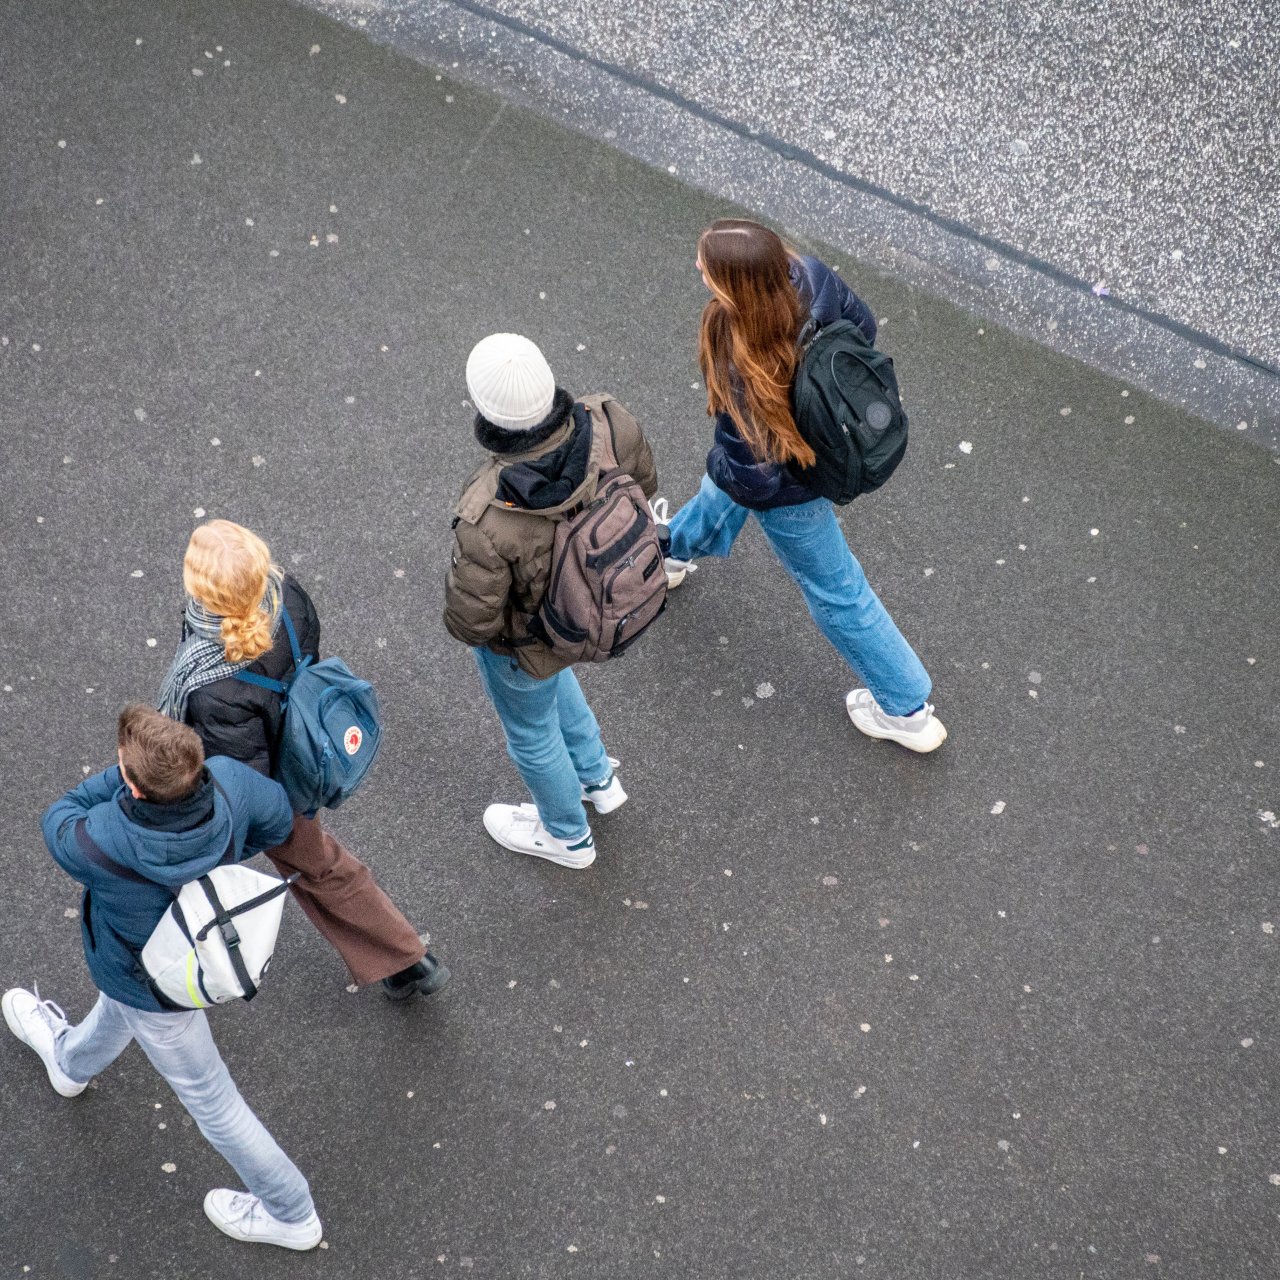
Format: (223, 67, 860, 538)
(203, 1190, 323, 1250)
(581, 756, 628, 814)
(2, 987, 88, 1098)
(845, 688, 947, 753)
(483, 803, 596, 869)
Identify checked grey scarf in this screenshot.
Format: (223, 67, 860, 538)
(157, 572, 284, 721)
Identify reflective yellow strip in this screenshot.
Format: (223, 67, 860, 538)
(184, 952, 207, 1008)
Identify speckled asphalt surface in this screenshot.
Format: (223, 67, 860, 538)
(2, 2, 1278, 1278)
(299, 0, 1280, 438)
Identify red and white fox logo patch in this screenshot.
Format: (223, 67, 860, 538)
(343, 726, 362, 756)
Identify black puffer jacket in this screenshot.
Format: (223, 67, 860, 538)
(182, 575, 320, 778)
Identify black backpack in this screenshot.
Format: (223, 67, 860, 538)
(788, 319, 909, 504)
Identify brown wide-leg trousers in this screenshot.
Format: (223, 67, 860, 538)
(265, 814, 425, 986)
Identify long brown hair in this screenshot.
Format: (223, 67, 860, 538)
(697, 218, 814, 467)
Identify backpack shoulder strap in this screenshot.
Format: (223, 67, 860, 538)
(797, 316, 821, 352)
(74, 820, 157, 886)
(598, 399, 622, 471)
(232, 607, 304, 695)
(578, 397, 621, 473)
(207, 774, 239, 867)
(279, 607, 303, 666)
(233, 670, 288, 693)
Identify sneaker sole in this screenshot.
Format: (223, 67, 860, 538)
(847, 709, 948, 753)
(416, 965, 452, 995)
(582, 787, 628, 815)
(483, 814, 596, 869)
(203, 1193, 323, 1250)
(502, 839, 596, 870)
(2, 991, 87, 1098)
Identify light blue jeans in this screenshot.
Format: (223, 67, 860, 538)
(472, 647, 611, 841)
(57, 992, 314, 1224)
(667, 474, 931, 716)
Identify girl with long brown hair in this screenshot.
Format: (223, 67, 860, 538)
(655, 218, 946, 751)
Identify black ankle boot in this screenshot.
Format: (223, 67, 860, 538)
(380, 952, 451, 1001)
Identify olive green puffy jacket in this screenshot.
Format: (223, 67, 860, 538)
(443, 394, 658, 679)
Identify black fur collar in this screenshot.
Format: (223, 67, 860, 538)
(474, 387, 575, 455)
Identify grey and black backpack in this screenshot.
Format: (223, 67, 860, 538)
(534, 400, 668, 663)
(788, 319, 909, 504)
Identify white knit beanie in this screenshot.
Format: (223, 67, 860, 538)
(465, 333, 556, 432)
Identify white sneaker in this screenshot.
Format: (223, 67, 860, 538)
(649, 497, 696, 589)
(2, 987, 88, 1098)
(483, 803, 596, 868)
(845, 688, 948, 753)
(581, 756, 628, 814)
(664, 557, 695, 590)
(203, 1189, 323, 1250)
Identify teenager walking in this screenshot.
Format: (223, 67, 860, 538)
(4, 706, 322, 1249)
(158, 519, 449, 999)
(657, 218, 946, 751)
(444, 333, 658, 867)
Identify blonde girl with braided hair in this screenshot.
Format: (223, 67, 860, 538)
(159, 519, 450, 1001)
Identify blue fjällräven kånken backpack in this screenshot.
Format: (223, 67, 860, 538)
(235, 610, 382, 814)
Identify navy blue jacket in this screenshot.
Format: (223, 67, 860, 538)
(42, 758, 294, 1011)
(705, 255, 877, 511)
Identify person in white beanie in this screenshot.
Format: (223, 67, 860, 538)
(443, 334, 658, 868)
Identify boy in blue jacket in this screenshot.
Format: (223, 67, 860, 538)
(3, 705, 323, 1251)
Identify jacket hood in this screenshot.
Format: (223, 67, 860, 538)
(85, 779, 236, 889)
(474, 386, 575, 456)
(494, 400, 593, 510)
(456, 396, 611, 525)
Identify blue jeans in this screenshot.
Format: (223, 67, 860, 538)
(57, 993, 314, 1224)
(667, 474, 931, 716)
(472, 647, 611, 841)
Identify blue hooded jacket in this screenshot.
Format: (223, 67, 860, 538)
(705, 255, 878, 511)
(41, 757, 294, 1012)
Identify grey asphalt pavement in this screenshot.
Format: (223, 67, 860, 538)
(301, 0, 1280, 438)
(1, 2, 1278, 1278)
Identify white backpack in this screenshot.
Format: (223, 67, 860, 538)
(141, 863, 294, 1009)
(74, 793, 295, 1010)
